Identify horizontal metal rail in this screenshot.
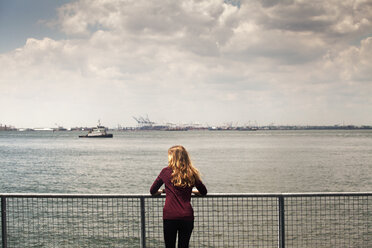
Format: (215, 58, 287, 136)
(1, 192, 371, 248)
(1, 192, 371, 198)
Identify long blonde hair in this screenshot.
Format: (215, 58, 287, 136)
(168, 145, 201, 187)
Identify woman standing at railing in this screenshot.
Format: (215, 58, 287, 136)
(150, 145, 207, 248)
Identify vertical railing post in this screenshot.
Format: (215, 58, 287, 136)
(1, 196, 7, 248)
(140, 197, 146, 248)
(278, 195, 285, 248)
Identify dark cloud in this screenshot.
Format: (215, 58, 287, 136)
(247, 0, 372, 39)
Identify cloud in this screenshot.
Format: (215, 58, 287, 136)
(251, 0, 372, 35)
(1, 0, 372, 127)
(330, 37, 372, 82)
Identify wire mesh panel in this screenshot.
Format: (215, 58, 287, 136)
(1, 198, 3, 247)
(1, 193, 371, 247)
(5, 196, 141, 248)
(285, 194, 372, 248)
(192, 196, 279, 248)
(144, 195, 279, 248)
(145, 197, 165, 247)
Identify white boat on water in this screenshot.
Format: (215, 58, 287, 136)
(79, 121, 113, 138)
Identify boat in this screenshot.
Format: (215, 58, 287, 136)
(79, 121, 113, 138)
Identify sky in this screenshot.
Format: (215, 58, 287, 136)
(1, 0, 372, 128)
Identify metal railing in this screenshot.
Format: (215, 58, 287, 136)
(1, 192, 371, 247)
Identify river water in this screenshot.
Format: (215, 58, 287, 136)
(1, 130, 371, 194)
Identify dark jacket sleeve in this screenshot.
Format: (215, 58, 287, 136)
(150, 175, 164, 195)
(195, 179, 207, 196)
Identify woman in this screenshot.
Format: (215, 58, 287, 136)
(150, 145, 207, 248)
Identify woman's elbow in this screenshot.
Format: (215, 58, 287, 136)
(201, 189, 207, 196)
(196, 187, 207, 196)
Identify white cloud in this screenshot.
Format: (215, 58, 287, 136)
(1, 0, 372, 127)
(330, 37, 372, 82)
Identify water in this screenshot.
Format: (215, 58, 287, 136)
(1, 130, 372, 194)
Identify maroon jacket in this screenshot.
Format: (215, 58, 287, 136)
(150, 167, 207, 220)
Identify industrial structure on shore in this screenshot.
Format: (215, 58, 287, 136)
(0, 124, 17, 131)
(130, 115, 200, 131)
(2, 117, 372, 132)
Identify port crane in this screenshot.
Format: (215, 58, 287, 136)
(132, 115, 155, 128)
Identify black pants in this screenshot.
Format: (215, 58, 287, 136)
(163, 219, 194, 248)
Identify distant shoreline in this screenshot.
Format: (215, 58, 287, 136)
(1, 125, 372, 132)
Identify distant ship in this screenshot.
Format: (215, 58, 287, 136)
(79, 121, 113, 138)
(53, 126, 67, 132)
